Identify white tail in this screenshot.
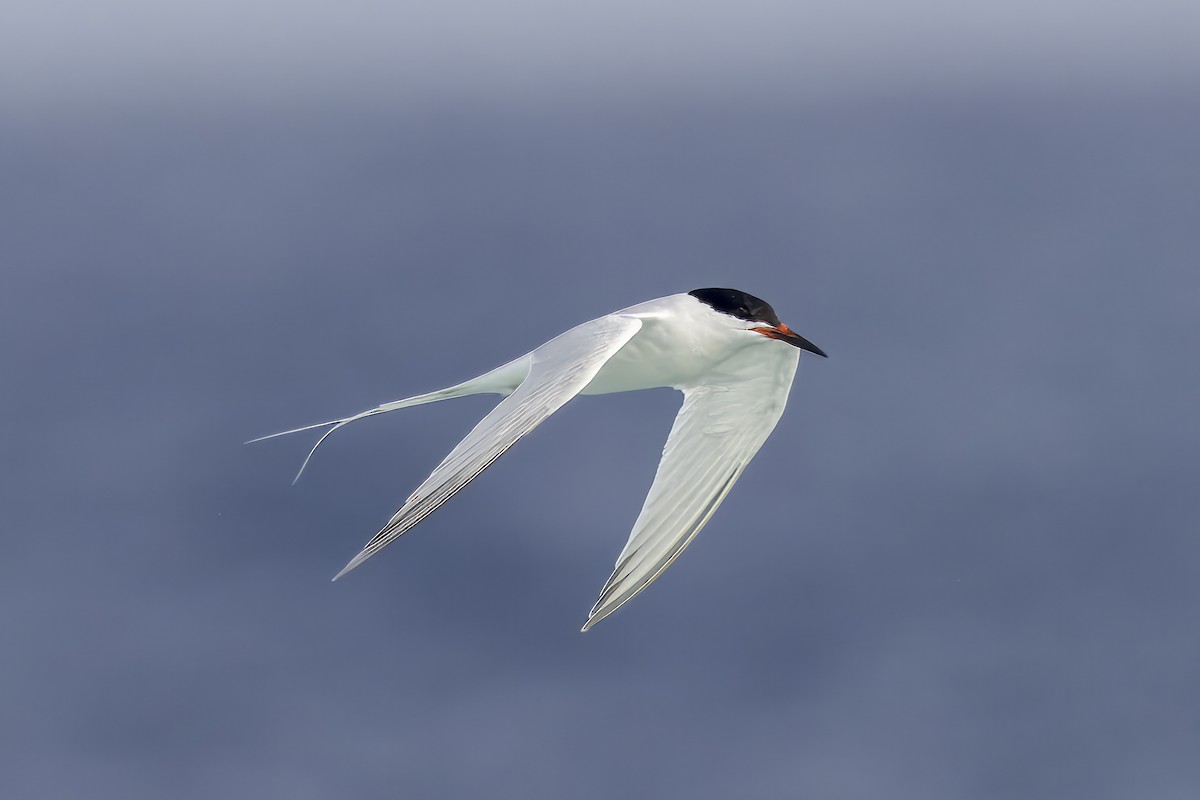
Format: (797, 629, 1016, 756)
(246, 356, 531, 484)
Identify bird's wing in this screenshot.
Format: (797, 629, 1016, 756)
(583, 346, 800, 630)
(333, 315, 643, 580)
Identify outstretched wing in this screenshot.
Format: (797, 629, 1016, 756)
(582, 346, 800, 630)
(333, 315, 643, 580)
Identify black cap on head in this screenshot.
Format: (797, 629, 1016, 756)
(688, 288, 781, 326)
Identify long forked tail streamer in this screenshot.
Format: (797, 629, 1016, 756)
(245, 410, 379, 484)
(244, 366, 528, 485)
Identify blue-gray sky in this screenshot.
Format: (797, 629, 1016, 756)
(3, 4, 1199, 799)
(4, 0, 1200, 106)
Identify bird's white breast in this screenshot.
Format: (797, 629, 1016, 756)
(580, 294, 760, 395)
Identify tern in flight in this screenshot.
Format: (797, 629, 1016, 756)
(251, 288, 826, 630)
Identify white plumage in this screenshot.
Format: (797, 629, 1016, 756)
(251, 289, 825, 630)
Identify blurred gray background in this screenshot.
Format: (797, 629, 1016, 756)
(3, 2, 1199, 798)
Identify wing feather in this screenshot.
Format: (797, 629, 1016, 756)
(332, 315, 643, 580)
(582, 347, 800, 630)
